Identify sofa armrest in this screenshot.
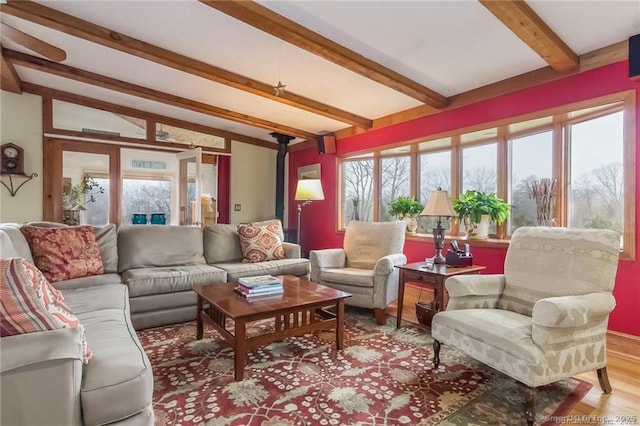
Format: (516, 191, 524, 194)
(1, 328, 84, 426)
(374, 253, 407, 275)
(281, 242, 301, 259)
(532, 293, 616, 328)
(444, 274, 505, 310)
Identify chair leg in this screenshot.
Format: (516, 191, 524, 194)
(433, 339, 441, 369)
(373, 308, 386, 325)
(525, 386, 536, 426)
(597, 367, 613, 394)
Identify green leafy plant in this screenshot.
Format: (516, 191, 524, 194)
(387, 196, 424, 218)
(451, 190, 511, 224)
(63, 175, 104, 209)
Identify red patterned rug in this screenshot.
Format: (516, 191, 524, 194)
(138, 309, 591, 426)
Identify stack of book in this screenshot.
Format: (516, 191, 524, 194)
(235, 275, 283, 299)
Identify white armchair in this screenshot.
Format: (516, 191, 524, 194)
(431, 227, 620, 425)
(310, 220, 407, 324)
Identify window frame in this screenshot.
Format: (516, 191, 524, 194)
(336, 90, 635, 260)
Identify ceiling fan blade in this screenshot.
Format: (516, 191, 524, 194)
(1, 22, 66, 62)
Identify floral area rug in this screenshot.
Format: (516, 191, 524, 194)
(138, 309, 591, 426)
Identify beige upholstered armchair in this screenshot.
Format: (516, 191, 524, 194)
(310, 220, 407, 325)
(432, 227, 620, 425)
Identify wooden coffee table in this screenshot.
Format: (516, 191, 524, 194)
(194, 275, 351, 381)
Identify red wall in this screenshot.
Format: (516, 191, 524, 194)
(289, 60, 640, 337)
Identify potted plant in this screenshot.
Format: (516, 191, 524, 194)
(451, 190, 511, 240)
(62, 175, 104, 225)
(388, 196, 424, 234)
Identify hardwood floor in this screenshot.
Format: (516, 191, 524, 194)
(386, 283, 640, 422)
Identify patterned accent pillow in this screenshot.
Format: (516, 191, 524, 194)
(21, 225, 104, 283)
(0, 257, 92, 364)
(237, 220, 285, 263)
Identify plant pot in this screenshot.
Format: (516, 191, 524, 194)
(463, 214, 491, 240)
(401, 216, 418, 235)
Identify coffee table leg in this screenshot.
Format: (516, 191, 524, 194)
(234, 319, 247, 381)
(336, 299, 345, 350)
(196, 294, 203, 340)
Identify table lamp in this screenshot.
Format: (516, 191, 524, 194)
(294, 178, 324, 245)
(420, 187, 456, 264)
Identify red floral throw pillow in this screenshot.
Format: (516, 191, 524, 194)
(0, 257, 92, 363)
(21, 225, 104, 283)
(237, 220, 285, 263)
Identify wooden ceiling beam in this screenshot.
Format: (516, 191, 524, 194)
(202, 0, 448, 109)
(0, 46, 22, 94)
(0, 1, 372, 129)
(479, 0, 579, 73)
(6, 49, 318, 141)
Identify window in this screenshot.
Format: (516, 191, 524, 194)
(121, 177, 173, 225)
(337, 91, 634, 259)
(380, 155, 411, 222)
(341, 159, 374, 227)
(568, 111, 624, 233)
(509, 130, 553, 234)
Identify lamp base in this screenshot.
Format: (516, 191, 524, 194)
(432, 250, 446, 264)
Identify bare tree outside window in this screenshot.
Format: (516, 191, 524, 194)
(462, 143, 497, 233)
(85, 177, 109, 225)
(380, 156, 411, 222)
(122, 178, 172, 225)
(343, 160, 374, 226)
(569, 112, 623, 235)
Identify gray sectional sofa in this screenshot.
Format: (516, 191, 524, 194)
(0, 221, 309, 426)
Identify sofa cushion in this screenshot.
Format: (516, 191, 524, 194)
(122, 264, 226, 297)
(0, 257, 92, 363)
(52, 273, 124, 291)
(93, 224, 118, 273)
(62, 283, 128, 315)
(320, 267, 375, 288)
(0, 224, 34, 263)
(237, 220, 285, 263)
(203, 223, 243, 264)
(77, 302, 153, 426)
(118, 225, 206, 272)
(215, 258, 310, 281)
(21, 225, 104, 283)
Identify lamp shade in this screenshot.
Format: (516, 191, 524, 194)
(421, 188, 456, 217)
(295, 179, 325, 201)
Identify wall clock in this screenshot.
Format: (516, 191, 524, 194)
(1, 143, 26, 175)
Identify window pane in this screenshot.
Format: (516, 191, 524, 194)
(342, 160, 374, 227)
(569, 111, 624, 233)
(121, 178, 172, 225)
(380, 156, 411, 222)
(62, 152, 109, 226)
(509, 130, 553, 234)
(418, 151, 451, 233)
(53, 100, 145, 139)
(461, 143, 497, 193)
(156, 123, 226, 150)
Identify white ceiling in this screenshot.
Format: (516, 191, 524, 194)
(1, 0, 639, 146)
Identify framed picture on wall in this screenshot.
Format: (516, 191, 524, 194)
(297, 163, 320, 180)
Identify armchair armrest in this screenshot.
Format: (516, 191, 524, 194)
(281, 242, 301, 259)
(444, 274, 505, 310)
(374, 253, 407, 275)
(309, 249, 347, 283)
(532, 292, 616, 328)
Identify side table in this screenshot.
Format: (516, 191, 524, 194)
(395, 262, 486, 328)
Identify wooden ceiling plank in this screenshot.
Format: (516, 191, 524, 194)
(479, 0, 579, 73)
(201, 0, 448, 109)
(0, 22, 67, 62)
(22, 82, 274, 149)
(1, 47, 22, 94)
(6, 49, 317, 141)
(0, 1, 372, 129)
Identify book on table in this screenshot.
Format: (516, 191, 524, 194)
(234, 285, 283, 298)
(238, 275, 282, 288)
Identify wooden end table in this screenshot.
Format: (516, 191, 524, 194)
(395, 262, 486, 328)
(194, 276, 351, 381)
